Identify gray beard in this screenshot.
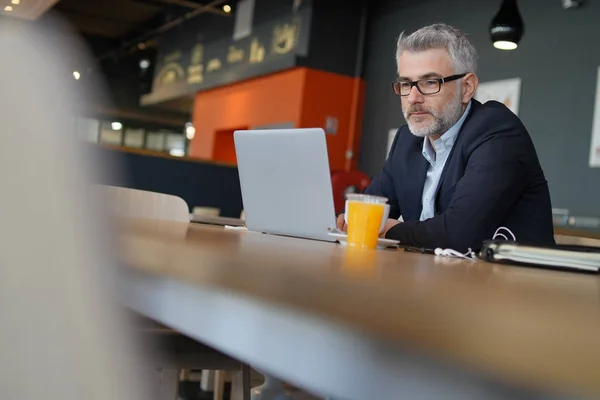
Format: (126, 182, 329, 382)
(404, 93, 464, 138)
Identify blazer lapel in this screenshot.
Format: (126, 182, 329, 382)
(436, 141, 460, 201)
(436, 101, 477, 201)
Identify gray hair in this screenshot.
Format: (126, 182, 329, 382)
(396, 23, 478, 74)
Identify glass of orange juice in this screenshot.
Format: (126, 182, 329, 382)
(345, 194, 389, 249)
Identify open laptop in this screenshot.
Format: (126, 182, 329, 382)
(233, 127, 337, 242)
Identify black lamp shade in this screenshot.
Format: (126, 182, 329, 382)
(490, 0, 524, 50)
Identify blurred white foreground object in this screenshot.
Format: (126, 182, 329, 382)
(0, 16, 152, 400)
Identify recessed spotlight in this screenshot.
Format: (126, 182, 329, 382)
(11, 0, 19, 4)
(4, 5, 12, 11)
(73, 71, 81, 80)
(139, 59, 150, 69)
(223, 4, 231, 12)
(111, 122, 123, 131)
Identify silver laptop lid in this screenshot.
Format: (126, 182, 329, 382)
(234, 128, 337, 242)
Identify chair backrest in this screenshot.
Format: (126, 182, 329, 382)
(101, 185, 190, 223)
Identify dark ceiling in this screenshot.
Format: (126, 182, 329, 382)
(54, 0, 234, 39)
(44, 0, 238, 64)
(54, 0, 162, 39)
(38, 0, 240, 117)
(35, 0, 317, 117)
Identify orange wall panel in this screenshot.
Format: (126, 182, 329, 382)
(299, 69, 365, 171)
(213, 127, 244, 164)
(190, 67, 365, 172)
(191, 68, 305, 160)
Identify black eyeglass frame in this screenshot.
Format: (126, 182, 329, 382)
(392, 73, 467, 96)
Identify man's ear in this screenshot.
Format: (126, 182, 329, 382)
(462, 73, 478, 103)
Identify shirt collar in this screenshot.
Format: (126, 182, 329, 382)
(422, 100, 472, 166)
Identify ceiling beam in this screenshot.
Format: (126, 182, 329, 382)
(132, 0, 231, 16)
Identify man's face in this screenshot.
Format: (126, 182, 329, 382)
(397, 48, 464, 138)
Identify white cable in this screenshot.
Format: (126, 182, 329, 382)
(493, 226, 516, 241)
(433, 227, 515, 260)
(434, 247, 477, 259)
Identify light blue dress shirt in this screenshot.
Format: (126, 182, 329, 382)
(419, 101, 471, 221)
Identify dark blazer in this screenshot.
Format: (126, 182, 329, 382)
(364, 99, 555, 251)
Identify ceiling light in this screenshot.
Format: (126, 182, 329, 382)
(490, 0, 524, 50)
(139, 59, 150, 69)
(185, 122, 195, 140)
(493, 41, 518, 50)
(4, 5, 12, 11)
(11, 0, 19, 4)
(223, 4, 231, 12)
(72, 71, 81, 80)
(111, 122, 123, 131)
(185, 127, 195, 140)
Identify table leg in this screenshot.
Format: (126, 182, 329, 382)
(213, 370, 227, 400)
(231, 363, 252, 400)
(201, 370, 216, 392)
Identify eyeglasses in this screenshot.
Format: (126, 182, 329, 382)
(392, 74, 466, 96)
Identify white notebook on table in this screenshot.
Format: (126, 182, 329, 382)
(479, 241, 600, 273)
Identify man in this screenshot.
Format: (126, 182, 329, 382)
(337, 23, 555, 251)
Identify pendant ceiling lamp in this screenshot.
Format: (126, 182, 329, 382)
(490, 0, 524, 50)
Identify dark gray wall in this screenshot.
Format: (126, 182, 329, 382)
(359, 0, 600, 216)
(297, 0, 365, 77)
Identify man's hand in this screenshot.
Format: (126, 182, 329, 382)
(380, 219, 401, 237)
(336, 214, 347, 232)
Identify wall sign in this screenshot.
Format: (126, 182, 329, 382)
(475, 77, 522, 116)
(325, 116, 338, 134)
(141, 7, 311, 106)
(233, 0, 254, 40)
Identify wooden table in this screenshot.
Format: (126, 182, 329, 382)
(119, 219, 600, 400)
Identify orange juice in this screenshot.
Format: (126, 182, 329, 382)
(347, 201, 385, 249)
